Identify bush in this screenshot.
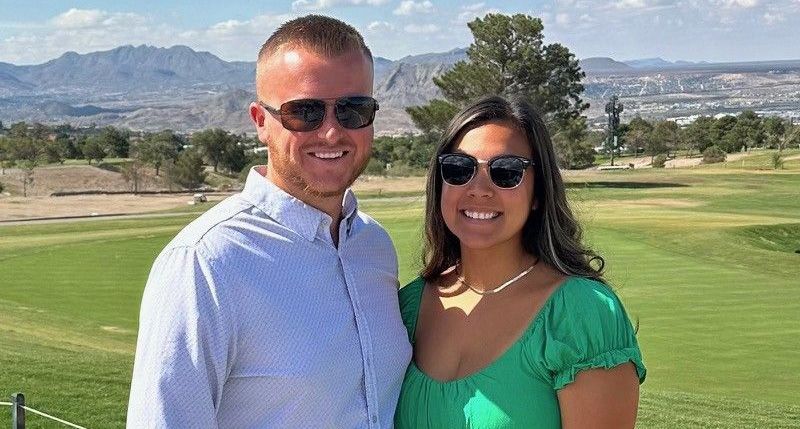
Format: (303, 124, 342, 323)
(171, 149, 207, 189)
(364, 158, 386, 176)
(0, 181, 4, 193)
(385, 163, 426, 177)
(702, 146, 727, 164)
(96, 162, 121, 173)
(771, 153, 784, 170)
(652, 154, 667, 168)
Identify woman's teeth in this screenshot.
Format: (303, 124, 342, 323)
(463, 210, 499, 220)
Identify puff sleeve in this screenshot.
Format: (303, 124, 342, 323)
(540, 278, 646, 390)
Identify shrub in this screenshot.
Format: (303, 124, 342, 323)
(171, 149, 207, 189)
(0, 181, 4, 193)
(652, 154, 667, 168)
(385, 163, 426, 177)
(771, 153, 784, 170)
(364, 158, 386, 176)
(702, 146, 726, 164)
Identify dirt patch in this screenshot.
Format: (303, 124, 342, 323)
(594, 198, 703, 209)
(0, 164, 171, 197)
(0, 173, 428, 222)
(0, 193, 229, 221)
(352, 175, 427, 193)
(663, 152, 751, 168)
(101, 326, 133, 334)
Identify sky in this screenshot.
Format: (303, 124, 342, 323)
(0, 0, 798, 65)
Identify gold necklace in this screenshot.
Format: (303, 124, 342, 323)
(457, 260, 539, 295)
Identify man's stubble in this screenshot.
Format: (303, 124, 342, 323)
(265, 136, 371, 199)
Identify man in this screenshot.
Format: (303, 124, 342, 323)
(127, 15, 412, 428)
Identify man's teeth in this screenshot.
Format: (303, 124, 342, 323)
(313, 151, 345, 159)
(464, 210, 499, 220)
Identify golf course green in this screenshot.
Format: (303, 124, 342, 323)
(1, 151, 799, 428)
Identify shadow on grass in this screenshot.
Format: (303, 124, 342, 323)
(565, 181, 690, 189)
(735, 223, 800, 255)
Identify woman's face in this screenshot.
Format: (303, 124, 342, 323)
(441, 120, 536, 252)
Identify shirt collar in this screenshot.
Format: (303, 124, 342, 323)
(240, 166, 359, 242)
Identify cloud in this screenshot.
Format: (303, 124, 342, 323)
(404, 23, 440, 34)
(51, 8, 147, 29)
(612, 0, 679, 10)
(455, 2, 501, 23)
(762, 11, 785, 23)
(366, 21, 395, 32)
(555, 13, 571, 25)
(393, 1, 435, 15)
(291, 0, 388, 11)
(714, 0, 759, 7)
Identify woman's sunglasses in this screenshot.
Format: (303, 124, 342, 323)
(258, 96, 379, 132)
(438, 153, 534, 189)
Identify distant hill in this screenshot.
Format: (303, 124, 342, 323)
(624, 57, 674, 68)
(624, 57, 709, 69)
(396, 48, 468, 65)
(4, 45, 253, 93)
(580, 57, 634, 74)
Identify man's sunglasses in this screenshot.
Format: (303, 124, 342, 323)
(438, 153, 534, 189)
(258, 96, 379, 132)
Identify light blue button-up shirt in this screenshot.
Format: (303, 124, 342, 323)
(127, 167, 412, 428)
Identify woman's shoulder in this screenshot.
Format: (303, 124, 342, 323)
(536, 275, 635, 338)
(399, 276, 426, 307)
(398, 276, 426, 342)
(548, 276, 622, 314)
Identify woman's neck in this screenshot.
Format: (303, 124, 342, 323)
(458, 242, 537, 293)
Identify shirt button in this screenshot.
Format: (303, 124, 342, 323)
(372, 415, 378, 423)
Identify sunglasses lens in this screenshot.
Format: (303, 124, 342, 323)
(280, 100, 325, 131)
(336, 97, 378, 129)
(489, 157, 526, 188)
(440, 155, 476, 186)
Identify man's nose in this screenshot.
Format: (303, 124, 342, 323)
(316, 104, 343, 142)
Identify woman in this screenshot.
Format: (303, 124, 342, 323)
(395, 95, 646, 428)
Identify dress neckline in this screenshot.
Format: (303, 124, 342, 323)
(407, 275, 576, 385)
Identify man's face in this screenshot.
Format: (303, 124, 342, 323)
(250, 47, 374, 205)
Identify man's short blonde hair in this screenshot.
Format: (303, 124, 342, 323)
(256, 15, 373, 84)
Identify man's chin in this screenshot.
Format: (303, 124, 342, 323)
(303, 180, 353, 199)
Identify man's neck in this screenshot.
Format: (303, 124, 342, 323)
(260, 166, 345, 244)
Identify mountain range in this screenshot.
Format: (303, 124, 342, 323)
(1, 45, 799, 134)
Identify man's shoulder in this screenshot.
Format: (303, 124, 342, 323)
(165, 194, 253, 250)
(353, 209, 391, 239)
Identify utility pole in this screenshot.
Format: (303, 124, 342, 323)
(605, 95, 623, 166)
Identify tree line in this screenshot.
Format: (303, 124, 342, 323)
(0, 121, 262, 195)
(611, 112, 799, 164)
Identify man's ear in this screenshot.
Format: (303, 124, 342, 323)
(249, 102, 264, 128)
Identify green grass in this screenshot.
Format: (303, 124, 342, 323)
(2, 164, 799, 427)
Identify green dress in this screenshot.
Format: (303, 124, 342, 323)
(394, 276, 646, 429)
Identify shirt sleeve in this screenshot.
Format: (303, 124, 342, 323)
(541, 278, 646, 391)
(127, 245, 234, 427)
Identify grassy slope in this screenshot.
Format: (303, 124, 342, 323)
(2, 160, 799, 427)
